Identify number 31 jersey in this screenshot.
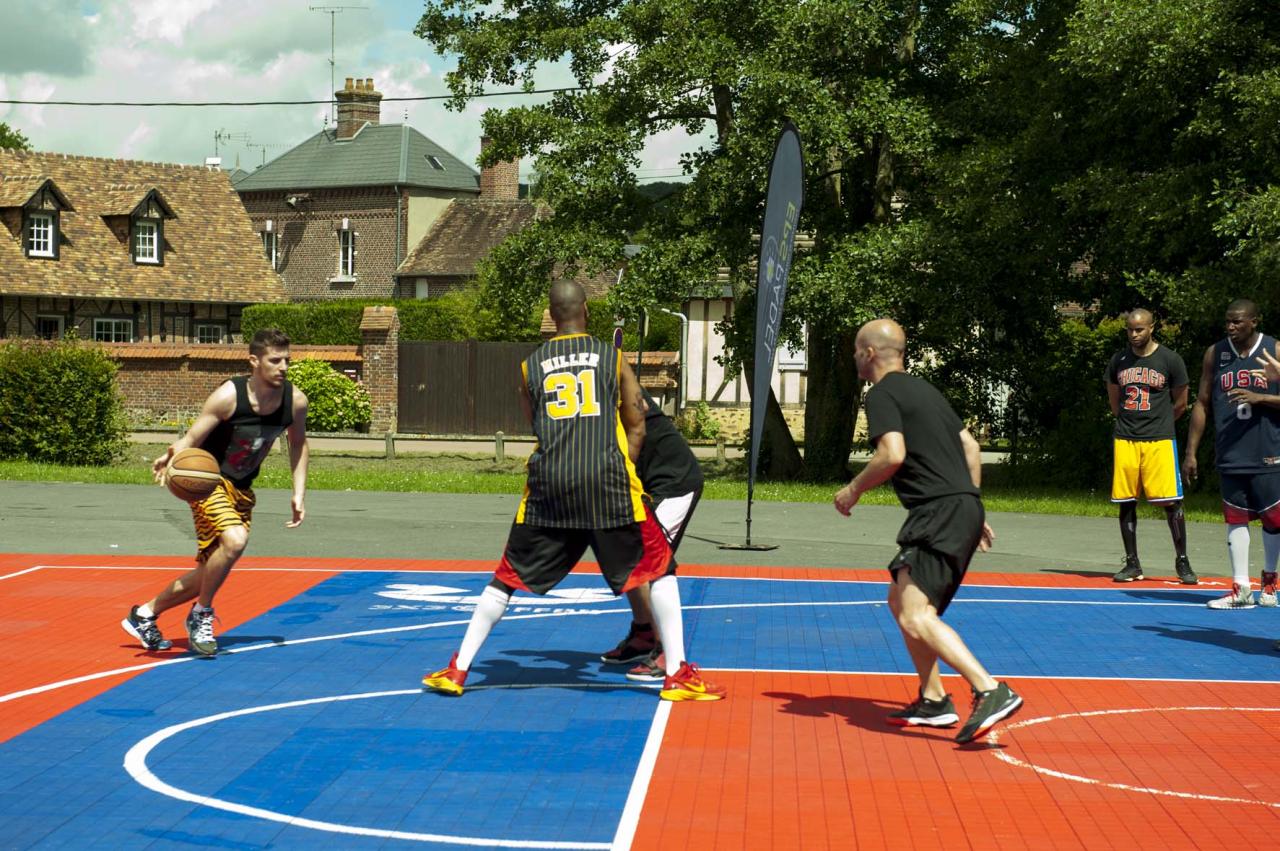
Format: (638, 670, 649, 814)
(519, 333, 646, 528)
(1106, 344, 1188, 440)
(1211, 334, 1280, 473)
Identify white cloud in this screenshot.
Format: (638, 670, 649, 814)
(128, 0, 220, 45)
(120, 121, 155, 158)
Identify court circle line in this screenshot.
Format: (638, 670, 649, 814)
(123, 684, 657, 848)
(987, 706, 1280, 808)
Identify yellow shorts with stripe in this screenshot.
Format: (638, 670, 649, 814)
(191, 479, 255, 561)
(1111, 437, 1183, 503)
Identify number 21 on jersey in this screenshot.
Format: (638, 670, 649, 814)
(544, 370, 601, 419)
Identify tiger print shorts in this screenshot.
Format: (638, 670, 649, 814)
(191, 479, 255, 561)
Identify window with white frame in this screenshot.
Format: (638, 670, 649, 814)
(262, 231, 277, 269)
(194, 324, 224, 344)
(93, 318, 133, 342)
(338, 228, 355, 276)
(133, 220, 160, 264)
(26, 212, 56, 258)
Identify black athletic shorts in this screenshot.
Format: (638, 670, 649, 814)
(886, 493, 984, 616)
(495, 503, 675, 596)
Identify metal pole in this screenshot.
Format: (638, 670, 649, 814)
(658, 307, 688, 416)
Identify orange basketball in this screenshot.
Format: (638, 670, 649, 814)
(165, 448, 222, 502)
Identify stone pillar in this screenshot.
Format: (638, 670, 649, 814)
(359, 305, 398, 434)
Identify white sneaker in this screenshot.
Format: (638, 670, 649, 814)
(1207, 582, 1255, 610)
(1259, 572, 1278, 608)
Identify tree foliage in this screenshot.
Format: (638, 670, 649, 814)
(0, 122, 30, 151)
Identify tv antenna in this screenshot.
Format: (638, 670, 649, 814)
(309, 4, 369, 126)
(213, 129, 251, 157)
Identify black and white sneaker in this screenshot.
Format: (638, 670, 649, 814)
(1175, 555, 1198, 585)
(121, 606, 171, 651)
(186, 606, 219, 656)
(1113, 556, 1143, 582)
(956, 682, 1023, 744)
(887, 692, 959, 728)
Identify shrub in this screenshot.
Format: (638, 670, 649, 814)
(0, 338, 127, 464)
(287, 358, 372, 432)
(586, 302, 682, 351)
(676, 401, 721, 441)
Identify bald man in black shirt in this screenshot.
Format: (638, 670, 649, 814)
(834, 318, 1022, 744)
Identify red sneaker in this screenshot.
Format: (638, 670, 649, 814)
(601, 624, 658, 665)
(658, 661, 726, 702)
(625, 651, 666, 683)
(422, 653, 467, 696)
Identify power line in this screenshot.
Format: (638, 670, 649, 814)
(0, 87, 586, 108)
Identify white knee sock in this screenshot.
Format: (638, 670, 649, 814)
(456, 584, 511, 671)
(1264, 530, 1280, 575)
(1227, 524, 1251, 586)
(648, 575, 685, 676)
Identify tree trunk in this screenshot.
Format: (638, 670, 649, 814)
(801, 318, 861, 481)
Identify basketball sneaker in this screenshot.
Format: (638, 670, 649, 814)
(1112, 556, 1143, 582)
(1174, 555, 1198, 585)
(600, 623, 658, 665)
(185, 606, 219, 656)
(422, 654, 467, 696)
(956, 682, 1023, 744)
(658, 661, 725, 702)
(1259, 571, 1278, 607)
(1207, 582, 1256, 609)
(887, 692, 960, 728)
(121, 606, 172, 651)
(624, 651, 666, 683)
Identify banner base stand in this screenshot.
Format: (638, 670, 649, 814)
(718, 541, 779, 551)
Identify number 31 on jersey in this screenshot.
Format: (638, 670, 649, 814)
(544, 370, 601, 419)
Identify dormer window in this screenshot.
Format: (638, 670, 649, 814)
(2, 177, 72, 261)
(26, 211, 57, 258)
(132, 218, 160, 264)
(99, 187, 175, 266)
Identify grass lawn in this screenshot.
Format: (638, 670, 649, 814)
(0, 443, 1224, 523)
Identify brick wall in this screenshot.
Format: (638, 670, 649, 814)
(240, 187, 405, 300)
(479, 136, 520, 200)
(359, 306, 399, 433)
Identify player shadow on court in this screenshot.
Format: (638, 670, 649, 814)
(119, 633, 286, 658)
(1041, 568, 1124, 580)
(761, 691, 1005, 748)
(458, 649, 644, 692)
(1118, 588, 1217, 603)
(1132, 623, 1277, 656)
(138, 828, 263, 850)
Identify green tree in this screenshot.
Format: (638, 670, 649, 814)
(0, 122, 31, 151)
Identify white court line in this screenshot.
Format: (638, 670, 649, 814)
(0, 565, 44, 581)
(123, 685, 628, 848)
(611, 700, 671, 851)
(987, 706, 1280, 807)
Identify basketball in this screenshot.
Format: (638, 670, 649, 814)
(165, 448, 222, 502)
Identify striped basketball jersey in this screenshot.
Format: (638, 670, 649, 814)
(200, 376, 294, 489)
(1210, 334, 1280, 473)
(518, 333, 646, 528)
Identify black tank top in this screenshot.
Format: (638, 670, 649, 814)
(200, 376, 294, 489)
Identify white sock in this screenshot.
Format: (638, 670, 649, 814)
(648, 575, 685, 676)
(1227, 524, 1251, 586)
(1264, 530, 1280, 576)
(456, 584, 510, 671)
(192, 603, 212, 614)
(136, 604, 155, 619)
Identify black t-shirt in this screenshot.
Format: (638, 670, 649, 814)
(637, 391, 704, 498)
(1104, 345, 1188, 441)
(864, 372, 979, 509)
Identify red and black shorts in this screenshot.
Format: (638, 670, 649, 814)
(1219, 471, 1280, 528)
(495, 503, 675, 596)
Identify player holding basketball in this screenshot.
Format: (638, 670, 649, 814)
(422, 281, 723, 701)
(834, 318, 1021, 744)
(599, 388, 705, 683)
(1105, 308, 1195, 584)
(121, 328, 309, 655)
(1183, 299, 1280, 608)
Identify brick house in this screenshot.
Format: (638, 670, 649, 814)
(235, 77, 521, 301)
(0, 149, 284, 342)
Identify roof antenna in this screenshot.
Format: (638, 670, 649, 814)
(308, 5, 369, 126)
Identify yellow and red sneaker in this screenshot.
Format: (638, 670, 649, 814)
(658, 661, 726, 702)
(422, 653, 467, 696)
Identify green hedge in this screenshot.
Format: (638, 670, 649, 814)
(243, 295, 684, 350)
(0, 339, 127, 464)
(288, 358, 372, 432)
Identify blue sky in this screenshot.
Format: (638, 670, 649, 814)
(0, 0, 697, 180)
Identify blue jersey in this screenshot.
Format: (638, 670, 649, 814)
(1211, 334, 1280, 473)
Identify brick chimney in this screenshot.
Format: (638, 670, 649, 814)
(335, 77, 382, 140)
(479, 136, 520, 199)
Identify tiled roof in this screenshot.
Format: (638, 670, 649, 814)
(233, 124, 481, 193)
(0, 174, 72, 208)
(99, 343, 361, 362)
(0, 149, 285, 304)
(396, 198, 541, 277)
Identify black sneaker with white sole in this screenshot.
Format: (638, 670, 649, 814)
(1113, 556, 1143, 582)
(121, 606, 171, 651)
(1175, 555, 1198, 585)
(956, 682, 1023, 744)
(887, 692, 959, 728)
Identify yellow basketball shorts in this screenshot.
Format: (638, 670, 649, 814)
(191, 479, 255, 561)
(1111, 437, 1183, 503)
